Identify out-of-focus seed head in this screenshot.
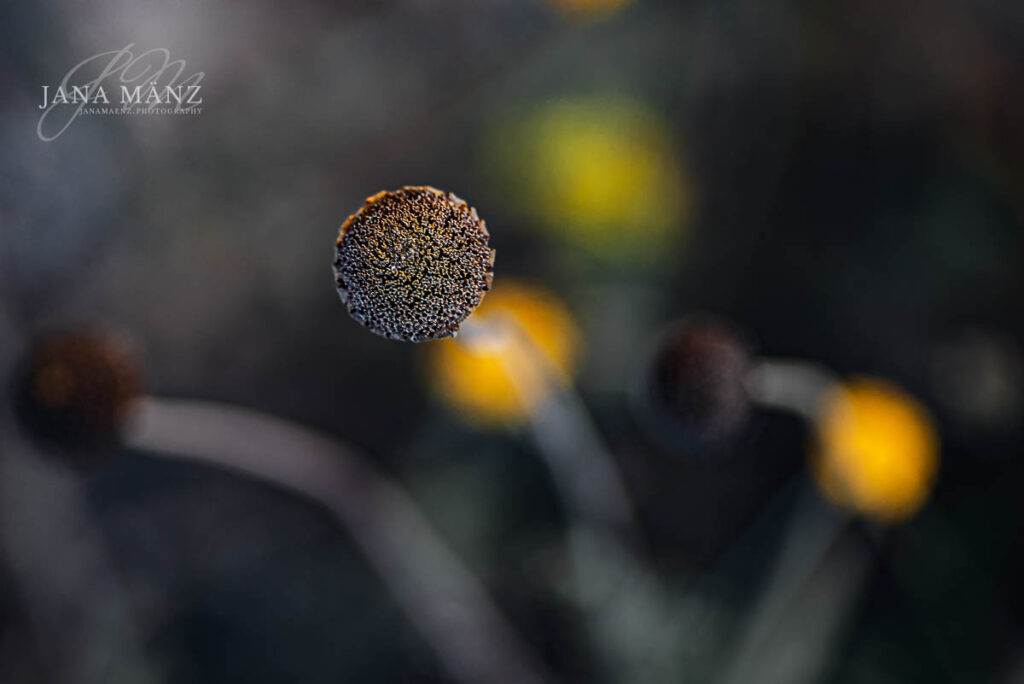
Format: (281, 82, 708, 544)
(333, 186, 495, 342)
(12, 330, 142, 452)
(640, 319, 751, 447)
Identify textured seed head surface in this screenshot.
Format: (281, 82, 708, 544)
(334, 186, 495, 342)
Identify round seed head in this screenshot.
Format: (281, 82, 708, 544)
(333, 186, 495, 342)
(12, 330, 142, 451)
(641, 319, 751, 446)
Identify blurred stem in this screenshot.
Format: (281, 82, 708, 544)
(717, 479, 869, 684)
(459, 315, 638, 540)
(0, 427, 161, 684)
(745, 359, 839, 420)
(724, 362, 875, 684)
(460, 316, 685, 683)
(123, 397, 559, 684)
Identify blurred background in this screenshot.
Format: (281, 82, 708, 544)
(1, 0, 1023, 682)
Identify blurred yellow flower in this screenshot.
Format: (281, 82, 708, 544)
(485, 97, 690, 263)
(428, 282, 580, 426)
(812, 379, 939, 523)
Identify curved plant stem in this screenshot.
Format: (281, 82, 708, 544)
(718, 482, 871, 684)
(459, 317, 687, 683)
(0, 427, 161, 684)
(459, 315, 638, 540)
(745, 359, 839, 420)
(123, 397, 558, 684)
(723, 362, 876, 684)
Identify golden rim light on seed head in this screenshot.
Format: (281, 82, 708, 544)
(334, 186, 495, 342)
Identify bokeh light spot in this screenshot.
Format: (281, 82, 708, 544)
(428, 281, 580, 426)
(813, 379, 939, 522)
(484, 97, 690, 264)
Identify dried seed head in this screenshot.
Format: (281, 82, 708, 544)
(333, 186, 495, 342)
(12, 330, 142, 451)
(642, 320, 751, 445)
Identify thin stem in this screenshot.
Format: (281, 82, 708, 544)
(459, 315, 638, 540)
(720, 362, 873, 683)
(745, 359, 839, 420)
(123, 397, 558, 684)
(717, 481, 872, 684)
(459, 317, 687, 683)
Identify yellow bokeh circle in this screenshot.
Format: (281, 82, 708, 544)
(428, 282, 580, 426)
(813, 379, 939, 522)
(485, 97, 690, 263)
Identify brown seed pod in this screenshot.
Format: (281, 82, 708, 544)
(12, 330, 141, 451)
(640, 319, 751, 446)
(333, 186, 495, 342)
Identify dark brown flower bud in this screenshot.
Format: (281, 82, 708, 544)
(12, 330, 141, 451)
(333, 186, 495, 342)
(639, 319, 751, 446)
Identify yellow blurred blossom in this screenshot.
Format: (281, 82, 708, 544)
(485, 97, 690, 263)
(428, 282, 580, 426)
(813, 379, 939, 522)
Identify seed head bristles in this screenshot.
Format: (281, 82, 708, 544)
(334, 187, 495, 342)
